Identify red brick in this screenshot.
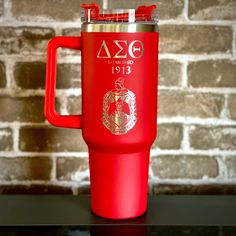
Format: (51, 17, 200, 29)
(14, 62, 81, 89)
(190, 126, 236, 150)
(19, 127, 87, 152)
(158, 0, 184, 20)
(189, 0, 236, 20)
(153, 124, 183, 149)
(151, 155, 218, 179)
(0, 128, 13, 151)
(14, 62, 46, 89)
(67, 96, 81, 114)
(63, 28, 81, 36)
(12, 0, 103, 21)
(0, 157, 52, 181)
(56, 157, 88, 181)
(57, 64, 81, 88)
(188, 60, 236, 88)
(159, 25, 232, 54)
(158, 92, 224, 118)
(159, 60, 182, 86)
(0, 96, 45, 122)
(0, 27, 55, 54)
(228, 95, 236, 120)
(0, 61, 6, 88)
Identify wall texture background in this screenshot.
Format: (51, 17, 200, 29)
(0, 0, 235, 194)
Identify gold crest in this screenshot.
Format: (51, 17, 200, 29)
(102, 78, 137, 135)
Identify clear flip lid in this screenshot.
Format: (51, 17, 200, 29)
(81, 3, 158, 24)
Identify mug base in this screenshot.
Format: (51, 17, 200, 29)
(88, 150, 150, 219)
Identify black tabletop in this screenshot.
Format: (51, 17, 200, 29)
(0, 195, 235, 226)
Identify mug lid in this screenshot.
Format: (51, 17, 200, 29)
(81, 3, 158, 23)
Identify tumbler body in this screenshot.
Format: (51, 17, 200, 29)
(81, 24, 158, 219)
(45, 20, 158, 219)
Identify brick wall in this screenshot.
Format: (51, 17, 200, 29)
(0, 0, 235, 195)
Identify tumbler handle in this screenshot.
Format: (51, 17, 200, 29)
(45, 36, 82, 129)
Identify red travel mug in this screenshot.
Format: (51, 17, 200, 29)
(45, 4, 158, 219)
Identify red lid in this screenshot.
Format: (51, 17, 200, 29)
(81, 2, 157, 22)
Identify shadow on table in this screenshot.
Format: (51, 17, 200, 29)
(0, 226, 236, 236)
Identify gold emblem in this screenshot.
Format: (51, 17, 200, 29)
(102, 78, 137, 135)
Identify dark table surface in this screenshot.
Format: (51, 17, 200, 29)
(0, 195, 235, 235)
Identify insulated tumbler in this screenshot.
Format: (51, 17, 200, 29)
(45, 3, 158, 219)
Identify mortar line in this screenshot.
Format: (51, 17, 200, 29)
(2, 0, 12, 21)
(216, 156, 228, 179)
(7, 58, 18, 89)
(4, 58, 14, 89)
(182, 0, 189, 21)
(0, 55, 82, 63)
(158, 20, 236, 26)
(233, 24, 236, 58)
(12, 123, 20, 152)
(1, 178, 236, 186)
(70, 169, 90, 183)
(0, 122, 47, 127)
(1, 87, 236, 97)
(1, 18, 82, 27)
(0, 151, 89, 158)
(1, 149, 236, 158)
(150, 149, 236, 156)
(50, 156, 57, 181)
(57, 93, 69, 115)
(224, 156, 236, 179)
(148, 165, 154, 179)
(103, 0, 108, 9)
(78, 181, 90, 186)
(40, 180, 88, 187)
(0, 18, 235, 27)
(1, 149, 236, 156)
(1, 118, 236, 127)
(158, 53, 233, 61)
(0, 88, 82, 96)
(221, 94, 230, 119)
(0, 180, 86, 187)
(181, 60, 188, 88)
(158, 86, 236, 94)
(54, 27, 63, 36)
(71, 186, 79, 195)
(149, 178, 236, 185)
(0, 53, 232, 62)
(181, 125, 190, 151)
(0, 21, 82, 27)
(157, 117, 236, 125)
(0, 117, 236, 127)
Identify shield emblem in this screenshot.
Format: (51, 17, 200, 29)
(102, 78, 137, 135)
